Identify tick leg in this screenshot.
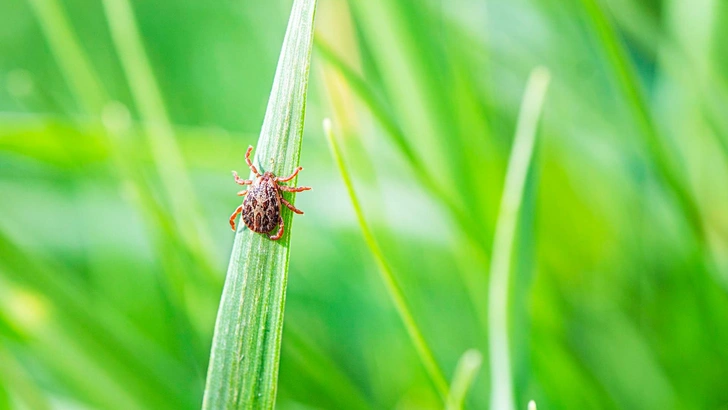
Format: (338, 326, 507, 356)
(281, 196, 303, 214)
(232, 171, 253, 185)
(229, 205, 243, 231)
(245, 145, 260, 177)
(237, 190, 248, 196)
(278, 185, 311, 193)
(276, 166, 303, 182)
(269, 217, 284, 240)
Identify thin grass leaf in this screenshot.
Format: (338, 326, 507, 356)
(315, 38, 422, 173)
(488, 67, 550, 410)
(27, 0, 212, 376)
(317, 41, 493, 331)
(578, 0, 705, 243)
(101, 0, 217, 276)
(202, 0, 317, 407)
(315, 38, 478, 238)
(283, 325, 373, 410)
(446, 349, 483, 410)
(26, 0, 106, 114)
(0, 345, 50, 410)
(0, 228, 194, 409)
(324, 118, 449, 402)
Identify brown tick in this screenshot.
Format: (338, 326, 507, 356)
(229, 145, 311, 240)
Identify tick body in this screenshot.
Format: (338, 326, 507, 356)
(229, 146, 310, 240)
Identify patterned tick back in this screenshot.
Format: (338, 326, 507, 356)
(242, 174, 281, 234)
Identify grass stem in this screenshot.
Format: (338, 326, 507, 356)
(487, 67, 550, 410)
(324, 118, 450, 401)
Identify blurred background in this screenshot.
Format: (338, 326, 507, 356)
(1, 0, 728, 409)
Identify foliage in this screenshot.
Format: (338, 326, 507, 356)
(0, 0, 727, 408)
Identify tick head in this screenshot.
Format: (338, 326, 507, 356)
(261, 171, 275, 181)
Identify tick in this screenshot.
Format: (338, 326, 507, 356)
(229, 145, 311, 240)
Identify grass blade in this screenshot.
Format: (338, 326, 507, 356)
(202, 0, 317, 407)
(101, 0, 217, 274)
(0, 227, 194, 409)
(283, 326, 373, 410)
(324, 118, 449, 401)
(578, 0, 705, 243)
(315, 40, 477, 238)
(446, 349, 483, 410)
(488, 67, 550, 410)
(26, 0, 106, 114)
(315, 38, 423, 173)
(0, 344, 51, 410)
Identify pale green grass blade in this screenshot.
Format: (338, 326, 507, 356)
(315, 40, 479, 241)
(488, 67, 550, 410)
(0, 344, 50, 410)
(26, 0, 211, 373)
(26, 0, 106, 114)
(446, 349, 483, 410)
(0, 228, 194, 409)
(202, 0, 317, 407)
(101, 0, 217, 275)
(324, 118, 449, 402)
(317, 23, 494, 350)
(315, 38, 422, 172)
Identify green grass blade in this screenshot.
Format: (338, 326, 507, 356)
(0, 228, 194, 409)
(578, 0, 705, 243)
(317, 30, 494, 345)
(283, 326, 373, 410)
(315, 38, 423, 173)
(315, 40, 471, 222)
(27, 0, 217, 346)
(488, 67, 550, 410)
(446, 349, 483, 410)
(0, 345, 51, 410)
(101, 0, 217, 273)
(202, 0, 317, 407)
(26, 0, 106, 114)
(324, 118, 449, 401)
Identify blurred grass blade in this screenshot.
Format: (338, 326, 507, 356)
(202, 0, 317, 408)
(579, 0, 705, 242)
(26, 0, 106, 113)
(28, 0, 211, 370)
(446, 349, 483, 410)
(317, 40, 493, 340)
(315, 38, 422, 172)
(101, 0, 216, 272)
(488, 67, 550, 410)
(0, 228, 194, 409)
(0, 345, 50, 410)
(316, 39, 482, 247)
(284, 325, 373, 410)
(324, 118, 449, 401)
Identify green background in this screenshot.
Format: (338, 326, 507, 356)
(1, 0, 727, 408)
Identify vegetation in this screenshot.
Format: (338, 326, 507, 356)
(1, 0, 727, 409)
